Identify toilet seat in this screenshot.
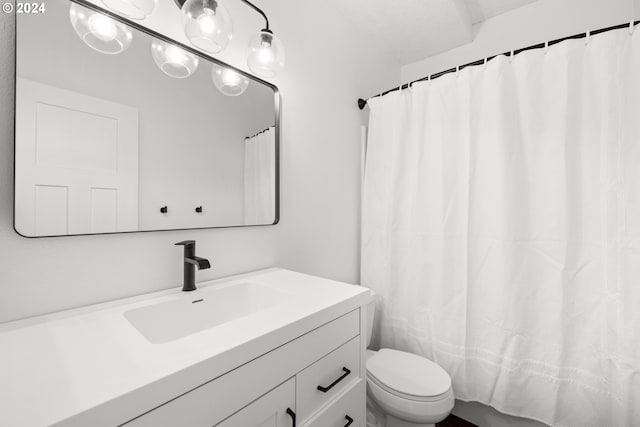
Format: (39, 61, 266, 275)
(367, 372, 449, 402)
(367, 349, 451, 400)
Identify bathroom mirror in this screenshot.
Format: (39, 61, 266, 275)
(13, 0, 279, 237)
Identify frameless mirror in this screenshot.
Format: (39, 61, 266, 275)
(14, 0, 279, 237)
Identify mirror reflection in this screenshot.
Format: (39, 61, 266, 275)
(14, 0, 279, 237)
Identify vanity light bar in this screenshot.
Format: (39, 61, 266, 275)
(68, 0, 271, 96)
(173, 0, 285, 77)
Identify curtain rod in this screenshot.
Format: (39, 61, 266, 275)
(357, 20, 640, 110)
(245, 126, 274, 140)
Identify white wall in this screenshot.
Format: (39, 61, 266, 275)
(402, 0, 640, 82)
(0, 1, 399, 323)
(399, 1, 639, 425)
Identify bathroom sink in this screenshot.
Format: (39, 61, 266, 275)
(124, 282, 289, 344)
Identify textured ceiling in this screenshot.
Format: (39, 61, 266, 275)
(331, 0, 537, 64)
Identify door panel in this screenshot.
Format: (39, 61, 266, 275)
(34, 185, 68, 235)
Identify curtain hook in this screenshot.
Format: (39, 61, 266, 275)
(456, 65, 460, 77)
(544, 41, 549, 55)
(630, 21, 635, 36)
(483, 57, 488, 69)
(585, 31, 591, 45)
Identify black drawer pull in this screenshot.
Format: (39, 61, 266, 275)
(344, 415, 354, 426)
(286, 408, 296, 427)
(317, 367, 351, 393)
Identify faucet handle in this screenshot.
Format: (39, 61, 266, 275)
(175, 240, 195, 247)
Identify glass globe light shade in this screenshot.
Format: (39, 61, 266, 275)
(100, 0, 157, 20)
(69, 3, 133, 54)
(181, 0, 233, 53)
(151, 40, 199, 78)
(211, 66, 249, 96)
(246, 30, 285, 78)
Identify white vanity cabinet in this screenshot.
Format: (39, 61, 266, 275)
(123, 309, 365, 427)
(0, 269, 371, 427)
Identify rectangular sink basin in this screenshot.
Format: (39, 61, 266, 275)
(124, 282, 288, 344)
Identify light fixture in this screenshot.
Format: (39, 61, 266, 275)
(246, 29, 285, 78)
(100, 0, 157, 20)
(69, 3, 133, 54)
(212, 66, 249, 96)
(174, 0, 286, 78)
(151, 40, 199, 78)
(179, 0, 233, 53)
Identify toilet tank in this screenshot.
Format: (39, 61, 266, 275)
(366, 289, 376, 347)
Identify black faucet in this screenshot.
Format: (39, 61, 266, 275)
(175, 240, 211, 292)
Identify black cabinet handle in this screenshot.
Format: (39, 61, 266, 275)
(195, 206, 203, 213)
(344, 415, 354, 426)
(286, 408, 296, 427)
(317, 367, 351, 393)
(160, 206, 168, 214)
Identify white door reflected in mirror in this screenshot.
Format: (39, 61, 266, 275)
(14, 79, 139, 236)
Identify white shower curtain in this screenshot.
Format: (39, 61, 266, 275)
(244, 127, 276, 225)
(362, 27, 640, 427)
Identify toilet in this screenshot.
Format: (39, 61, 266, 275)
(365, 292, 454, 427)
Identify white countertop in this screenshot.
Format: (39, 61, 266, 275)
(0, 268, 370, 427)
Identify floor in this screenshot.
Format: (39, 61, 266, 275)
(437, 414, 478, 427)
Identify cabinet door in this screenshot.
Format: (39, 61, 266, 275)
(216, 378, 295, 427)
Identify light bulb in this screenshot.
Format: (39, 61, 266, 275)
(101, 0, 157, 20)
(258, 46, 274, 64)
(181, 0, 233, 53)
(87, 14, 118, 42)
(247, 30, 285, 78)
(151, 40, 199, 78)
(196, 11, 216, 34)
(212, 65, 249, 96)
(165, 45, 187, 65)
(69, 3, 133, 54)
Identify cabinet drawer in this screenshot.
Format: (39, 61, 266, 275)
(303, 380, 365, 427)
(296, 336, 361, 425)
(215, 378, 295, 427)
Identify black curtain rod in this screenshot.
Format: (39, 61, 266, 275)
(357, 20, 640, 110)
(245, 126, 274, 140)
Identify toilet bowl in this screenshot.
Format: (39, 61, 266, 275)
(365, 292, 454, 427)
